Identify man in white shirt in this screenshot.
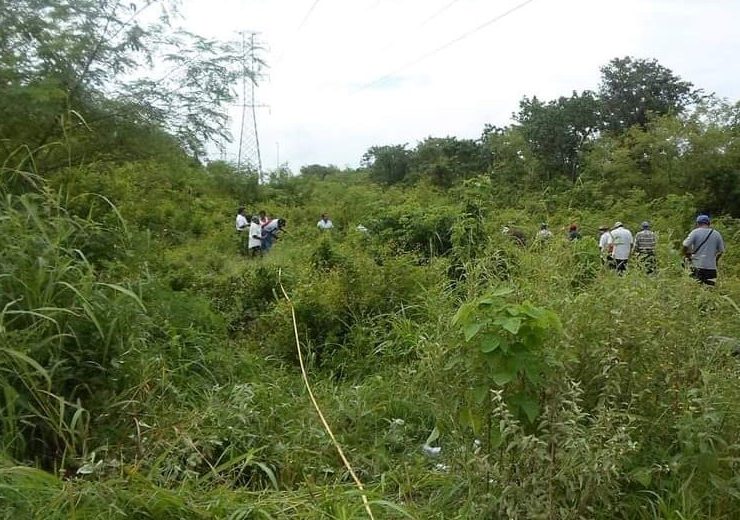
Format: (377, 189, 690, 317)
(598, 225, 613, 267)
(262, 218, 286, 252)
(235, 207, 249, 231)
(317, 213, 334, 230)
(248, 217, 262, 257)
(608, 221, 633, 274)
(536, 223, 553, 242)
(235, 207, 249, 254)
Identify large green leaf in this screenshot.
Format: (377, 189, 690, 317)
(464, 322, 484, 341)
(510, 393, 540, 423)
(498, 317, 522, 335)
(458, 407, 482, 435)
(492, 368, 515, 386)
(480, 336, 501, 353)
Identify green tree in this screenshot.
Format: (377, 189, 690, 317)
(300, 164, 341, 180)
(481, 125, 541, 194)
(362, 144, 411, 185)
(599, 56, 697, 133)
(410, 136, 485, 187)
(0, 0, 247, 165)
(514, 91, 600, 182)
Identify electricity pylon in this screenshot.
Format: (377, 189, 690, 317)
(236, 31, 267, 182)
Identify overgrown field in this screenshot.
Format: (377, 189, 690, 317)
(2, 5, 739, 515)
(1, 160, 739, 519)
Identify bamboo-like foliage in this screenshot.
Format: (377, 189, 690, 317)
(0, 150, 146, 466)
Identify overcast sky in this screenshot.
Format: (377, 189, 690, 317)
(178, 0, 740, 170)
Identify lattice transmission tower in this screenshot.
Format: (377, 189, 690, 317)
(236, 31, 267, 181)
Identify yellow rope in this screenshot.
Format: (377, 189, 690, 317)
(278, 271, 375, 520)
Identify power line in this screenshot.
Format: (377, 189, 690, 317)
(275, 0, 322, 66)
(377, 0, 464, 55)
(296, 0, 322, 33)
(419, 0, 463, 27)
(355, 0, 538, 93)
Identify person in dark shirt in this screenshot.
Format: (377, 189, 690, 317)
(502, 226, 527, 247)
(567, 224, 581, 241)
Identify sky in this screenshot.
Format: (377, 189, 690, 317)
(177, 0, 740, 170)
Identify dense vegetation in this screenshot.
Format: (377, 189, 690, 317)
(1, 2, 739, 518)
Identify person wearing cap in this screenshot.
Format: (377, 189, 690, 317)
(682, 215, 725, 286)
(633, 221, 657, 274)
(598, 225, 614, 267)
(536, 223, 553, 242)
(607, 221, 633, 274)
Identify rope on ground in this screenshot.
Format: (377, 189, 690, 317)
(278, 269, 375, 520)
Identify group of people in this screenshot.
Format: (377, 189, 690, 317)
(597, 221, 657, 274)
(238, 207, 726, 285)
(596, 215, 725, 285)
(235, 208, 286, 256)
(535, 223, 582, 242)
(513, 215, 726, 286)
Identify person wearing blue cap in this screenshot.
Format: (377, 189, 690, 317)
(633, 221, 657, 273)
(682, 215, 725, 286)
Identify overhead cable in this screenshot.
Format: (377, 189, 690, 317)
(355, 0, 537, 92)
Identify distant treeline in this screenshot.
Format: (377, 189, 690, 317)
(310, 57, 738, 217)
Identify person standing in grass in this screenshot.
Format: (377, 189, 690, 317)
(536, 223, 553, 242)
(235, 207, 249, 254)
(567, 224, 581, 241)
(317, 213, 334, 230)
(262, 218, 286, 252)
(502, 226, 527, 247)
(598, 225, 614, 267)
(633, 221, 657, 273)
(608, 221, 633, 274)
(248, 216, 262, 257)
(682, 214, 725, 286)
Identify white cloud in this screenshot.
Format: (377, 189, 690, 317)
(179, 0, 740, 169)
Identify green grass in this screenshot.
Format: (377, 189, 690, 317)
(1, 160, 739, 519)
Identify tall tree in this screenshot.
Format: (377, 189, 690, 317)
(410, 136, 485, 187)
(515, 91, 601, 182)
(362, 145, 411, 185)
(0, 0, 248, 165)
(599, 56, 697, 133)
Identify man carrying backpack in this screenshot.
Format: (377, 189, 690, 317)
(682, 215, 725, 286)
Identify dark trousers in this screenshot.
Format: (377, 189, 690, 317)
(691, 267, 717, 286)
(614, 258, 628, 274)
(636, 251, 656, 274)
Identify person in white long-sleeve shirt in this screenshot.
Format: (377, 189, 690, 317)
(607, 221, 633, 274)
(317, 213, 334, 230)
(248, 216, 263, 257)
(235, 207, 249, 254)
(235, 207, 249, 231)
(598, 225, 613, 267)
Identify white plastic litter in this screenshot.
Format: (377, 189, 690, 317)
(422, 444, 442, 457)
